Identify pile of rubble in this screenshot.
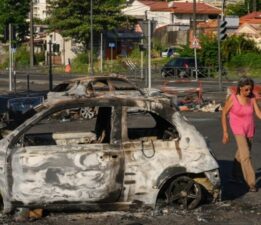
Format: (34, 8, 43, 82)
(177, 100, 222, 112)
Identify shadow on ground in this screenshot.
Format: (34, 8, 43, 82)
(218, 160, 252, 200)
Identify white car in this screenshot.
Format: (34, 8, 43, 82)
(161, 47, 175, 58)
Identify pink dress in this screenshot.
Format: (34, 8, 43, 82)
(229, 94, 255, 138)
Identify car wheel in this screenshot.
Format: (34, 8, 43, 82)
(80, 107, 96, 119)
(166, 176, 202, 210)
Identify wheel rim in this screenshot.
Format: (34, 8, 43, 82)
(166, 176, 202, 210)
(80, 107, 95, 119)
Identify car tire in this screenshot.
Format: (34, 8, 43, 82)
(166, 176, 202, 210)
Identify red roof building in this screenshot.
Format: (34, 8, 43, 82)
(239, 11, 261, 25)
(140, 1, 221, 14)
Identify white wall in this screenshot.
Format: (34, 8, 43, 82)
(47, 32, 77, 65)
(147, 11, 171, 28)
(33, 0, 48, 20)
(122, 1, 150, 17)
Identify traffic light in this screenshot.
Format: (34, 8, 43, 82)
(219, 20, 227, 41)
(53, 43, 60, 53)
(1, 24, 16, 43)
(1, 25, 9, 42)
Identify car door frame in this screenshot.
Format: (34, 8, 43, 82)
(6, 101, 125, 207)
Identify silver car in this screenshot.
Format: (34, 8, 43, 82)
(0, 95, 220, 213)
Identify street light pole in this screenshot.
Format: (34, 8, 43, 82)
(48, 36, 53, 91)
(90, 0, 94, 76)
(30, 0, 34, 68)
(193, 0, 198, 80)
(148, 19, 151, 93)
(9, 23, 12, 91)
(218, 0, 226, 91)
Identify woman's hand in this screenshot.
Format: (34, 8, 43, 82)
(222, 132, 229, 144)
(252, 97, 261, 119)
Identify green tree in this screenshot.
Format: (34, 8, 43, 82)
(47, 0, 136, 50)
(226, 3, 248, 16)
(221, 34, 259, 62)
(226, 1, 261, 16)
(198, 35, 218, 67)
(0, 0, 30, 42)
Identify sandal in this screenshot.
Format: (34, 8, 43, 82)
(249, 186, 258, 192)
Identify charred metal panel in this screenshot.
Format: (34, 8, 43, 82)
(122, 140, 183, 205)
(11, 144, 124, 205)
(171, 112, 219, 173)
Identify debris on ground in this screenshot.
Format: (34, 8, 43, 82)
(177, 100, 222, 112)
(160, 80, 223, 112)
(199, 101, 222, 112)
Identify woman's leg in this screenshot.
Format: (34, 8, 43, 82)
(234, 135, 256, 188)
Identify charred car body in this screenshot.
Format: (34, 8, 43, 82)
(47, 75, 144, 119)
(0, 95, 220, 213)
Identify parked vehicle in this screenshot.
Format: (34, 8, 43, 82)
(161, 57, 206, 78)
(161, 47, 175, 58)
(0, 95, 220, 213)
(0, 92, 46, 131)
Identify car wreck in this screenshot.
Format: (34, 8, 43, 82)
(0, 95, 220, 214)
(47, 74, 145, 120)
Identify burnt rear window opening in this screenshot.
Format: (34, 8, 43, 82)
(127, 110, 179, 141)
(109, 80, 138, 91)
(52, 83, 71, 92)
(18, 106, 113, 147)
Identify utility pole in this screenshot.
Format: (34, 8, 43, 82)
(218, 0, 226, 91)
(90, 0, 94, 76)
(9, 23, 12, 91)
(148, 19, 151, 93)
(193, 0, 198, 80)
(48, 36, 53, 91)
(217, 17, 222, 91)
(140, 37, 144, 80)
(30, 0, 34, 68)
(100, 33, 103, 73)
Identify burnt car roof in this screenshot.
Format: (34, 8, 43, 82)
(50, 74, 144, 96)
(41, 95, 177, 113)
(45, 95, 164, 106)
(58, 74, 130, 84)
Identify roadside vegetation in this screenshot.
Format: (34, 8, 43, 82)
(0, 33, 260, 79)
(0, 0, 260, 79)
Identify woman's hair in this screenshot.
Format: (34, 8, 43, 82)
(236, 76, 254, 95)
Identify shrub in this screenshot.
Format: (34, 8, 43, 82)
(228, 52, 261, 68)
(35, 52, 45, 65)
(14, 45, 30, 68)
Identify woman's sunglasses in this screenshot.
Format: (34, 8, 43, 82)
(241, 87, 252, 93)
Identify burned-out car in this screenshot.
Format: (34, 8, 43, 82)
(47, 75, 144, 119)
(0, 95, 220, 213)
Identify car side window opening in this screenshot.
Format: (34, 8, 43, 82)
(91, 80, 110, 93)
(18, 106, 112, 147)
(127, 109, 179, 141)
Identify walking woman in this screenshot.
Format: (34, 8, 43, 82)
(222, 76, 261, 192)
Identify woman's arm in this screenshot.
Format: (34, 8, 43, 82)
(252, 98, 261, 119)
(221, 95, 233, 144)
